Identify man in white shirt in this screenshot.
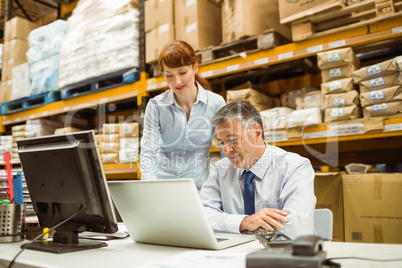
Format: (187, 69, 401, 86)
(200, 101, 316, 239)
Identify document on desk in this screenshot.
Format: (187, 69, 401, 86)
(138, 250, 246, 268)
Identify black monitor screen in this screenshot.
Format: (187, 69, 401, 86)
(17, 130, 118, 253)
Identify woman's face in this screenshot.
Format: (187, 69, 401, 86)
(163, 64, 198, 97)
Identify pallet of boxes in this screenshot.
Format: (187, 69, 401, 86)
(1, 17, 38, 103)
(98, 122, 140, 165)
(352, 56, 402, 119)
(318, 47, 362, 124)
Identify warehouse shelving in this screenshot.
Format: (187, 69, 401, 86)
(1, 83, 139, 126)
(1, 15, 402, 178)
(144, 15, 402, 91)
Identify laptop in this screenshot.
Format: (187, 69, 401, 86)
(108, 179, 255, 250)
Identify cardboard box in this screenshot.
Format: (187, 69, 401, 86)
(321, 64, 358, 83)
(317, 47, 359, 70)
(360, 86, 402, 107)
(146, 23, 175, 63)
(375, 0, 395, 16)
(321, 77, 355, 95)
(11, 63, 30, 101)
(102, 123, 120, 134)
(291, 20, 315, 42)
(352, 58, 399, 84)
(0, 80, 12, 103)
(119, 122, 140, 138)
(11, 125, 26, 132)
(145, 0, 174, 32)
(343, 173, 402, 244)
(120, 138, 140, 150)
(359, 73, 402, 93)
(324, 90, 359, 108)
(100, 153, 119, 164)
(279, 0, 343, 24)
(175, 0, 222, 51)
(11, 130, 26, 138)
(3, 39, 29, 64)
(324, 105, 361, 122)
(221, 0, 291, 43)
(99, 142, 120, 154)
(99, 134, 120, 143)
(362, 101, 402, 118)
(226, 82, 274, 112)
(54, 127, 84, 135)
(4, 16, 38, 41)
(314, 172, 344, 242)
(119, 149, 139, 163)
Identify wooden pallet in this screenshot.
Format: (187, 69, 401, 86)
(60, 68, 138, 100)
(147, 30, 289, 78)
(0, 92, 61, 115)
(291, 0, 402, 41)
(198, 30, 289, 65)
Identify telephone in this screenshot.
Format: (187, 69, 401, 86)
(246, 235, 328, 268)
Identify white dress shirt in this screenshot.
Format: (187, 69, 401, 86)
(200, 143, 316, 239)
(140, 83, 226, 189)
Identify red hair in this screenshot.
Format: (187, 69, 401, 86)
(158, 40, 212, 91)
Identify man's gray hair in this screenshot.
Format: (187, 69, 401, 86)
(211, 101, 265, 140)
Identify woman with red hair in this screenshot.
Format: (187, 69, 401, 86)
(140, 40, 226, 190)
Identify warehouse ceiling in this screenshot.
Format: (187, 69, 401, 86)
(0, 0, 65, 33)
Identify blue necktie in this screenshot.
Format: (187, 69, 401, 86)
(243, 171, 255, 215)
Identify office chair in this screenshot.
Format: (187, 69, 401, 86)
(314, 208, 333, 241)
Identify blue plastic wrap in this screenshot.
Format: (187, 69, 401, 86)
(30, 71, 59, 95)
(26, 20, 68, 63)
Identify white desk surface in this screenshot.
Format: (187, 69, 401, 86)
(0, 231, 401, 268)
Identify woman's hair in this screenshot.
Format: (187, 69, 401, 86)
(158, 40, 212, 91)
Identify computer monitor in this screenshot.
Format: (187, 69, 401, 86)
(17, 130, 118, 253)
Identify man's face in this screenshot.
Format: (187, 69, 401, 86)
(215, 119, 264, 169)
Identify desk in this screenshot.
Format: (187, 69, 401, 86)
(0, 237, 401, 268)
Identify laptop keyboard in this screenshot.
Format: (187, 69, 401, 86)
(216, 237, 229, 242)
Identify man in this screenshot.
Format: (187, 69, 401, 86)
(200, 101, 316, 239)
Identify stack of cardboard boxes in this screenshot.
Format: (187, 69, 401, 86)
(315, 172, 402, 244)
(145, 0, 222, 64)
(353, 58, 402, 118)
(220, 0, 290, 43)
(145, 0, 291, 64)
(119, 122, 140, 163)
(98, 122, 140, 164)
(318, 47, 362, 123)
(145, 0, 175, 64)
(1, 17, 38, 103)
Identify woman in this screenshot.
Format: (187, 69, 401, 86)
(139, 40, 226, 190)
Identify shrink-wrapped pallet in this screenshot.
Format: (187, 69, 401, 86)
(58, 0, 140, 88)
(26, 20, 68, 95)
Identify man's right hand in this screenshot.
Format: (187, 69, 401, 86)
(239, 208, 289, 232)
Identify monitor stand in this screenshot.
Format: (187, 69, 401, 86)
(22, 223, 108, 254)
